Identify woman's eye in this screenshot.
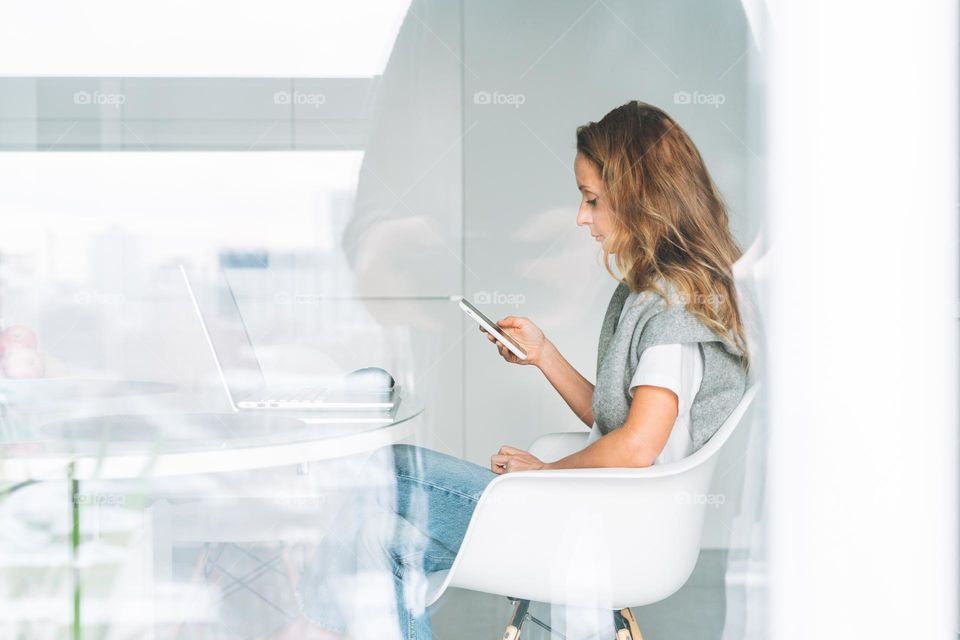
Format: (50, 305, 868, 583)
(586, 198, 598, 206)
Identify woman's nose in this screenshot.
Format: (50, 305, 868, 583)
(576, 206, 591, 226)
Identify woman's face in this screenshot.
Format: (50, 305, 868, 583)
(574, 153, 614, 246)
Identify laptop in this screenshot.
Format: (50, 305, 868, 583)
(180, 265, 400, 413)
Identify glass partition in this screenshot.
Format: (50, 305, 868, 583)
(0, 1, 766, 638)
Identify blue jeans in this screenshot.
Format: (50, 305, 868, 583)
(297, 443, 496, 639)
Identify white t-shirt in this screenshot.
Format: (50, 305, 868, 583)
(586, 291, 704, 464)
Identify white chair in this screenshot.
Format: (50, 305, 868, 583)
(425, 235, 766, 639)
(423, 383, 759, 639)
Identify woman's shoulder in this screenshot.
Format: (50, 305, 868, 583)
(634, 285, 743, 357)
(612, 278, 743, 356)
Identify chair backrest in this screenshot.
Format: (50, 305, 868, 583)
(732, 231, 767, 383)
(432, 383, 760, 609)
(672, 382, 759, 471)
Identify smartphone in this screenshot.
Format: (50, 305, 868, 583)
(458, 298, 528, 360)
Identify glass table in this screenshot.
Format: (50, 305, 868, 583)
(0, 390, 424, 639)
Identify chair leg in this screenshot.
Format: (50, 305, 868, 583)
(501, 598, 530, 640)
(613, 607, 643, 640)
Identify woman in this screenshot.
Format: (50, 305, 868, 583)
(298, 100, 749, 640)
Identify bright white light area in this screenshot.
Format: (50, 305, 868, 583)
(0, 151, 364, 283)
(0, 0, 411, 77)
(766, 1, 957, 639)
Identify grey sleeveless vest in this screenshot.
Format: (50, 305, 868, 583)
(592, 281, 747, 450)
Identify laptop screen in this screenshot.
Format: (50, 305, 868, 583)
(180, 266, 267, 401)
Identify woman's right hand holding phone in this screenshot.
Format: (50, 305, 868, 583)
(483, 316, 550, 367)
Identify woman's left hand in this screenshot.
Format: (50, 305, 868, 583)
(490, 445, 550, 474)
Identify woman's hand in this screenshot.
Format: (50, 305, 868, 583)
(482, 315, 548, 367)
(490, 445, 550, 474)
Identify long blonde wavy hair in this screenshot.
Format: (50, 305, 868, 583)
(576, 101, 748, 358)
